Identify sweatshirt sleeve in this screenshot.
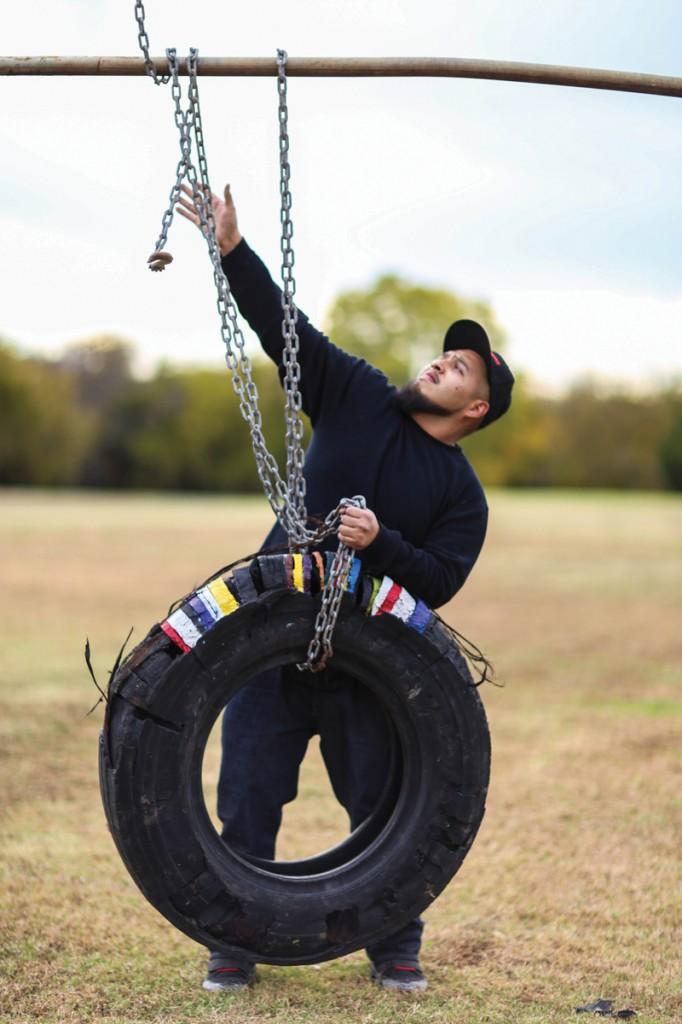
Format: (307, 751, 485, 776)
(220, 239, 363, 426)
(362, 493, 488, 609)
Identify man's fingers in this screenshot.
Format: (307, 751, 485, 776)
(176, 205, 199, 225)
(176, 195, 211, 225)
(180, 182, 216, 203)
(176, 205, 195, 222)
(338, 528, 362, 543)
(341, 507, 366, 521)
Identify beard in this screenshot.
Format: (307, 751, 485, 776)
(393, 380, 453, 418)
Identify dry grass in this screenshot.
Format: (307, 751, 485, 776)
(0, 488, 680, 1024)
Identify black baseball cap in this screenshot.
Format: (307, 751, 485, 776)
(443, 319, 514, 429)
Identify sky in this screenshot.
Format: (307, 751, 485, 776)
(1, 0, 681, 391)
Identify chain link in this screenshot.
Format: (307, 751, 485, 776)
(134, 0, 171, 84)
(134, 5, 364, 670)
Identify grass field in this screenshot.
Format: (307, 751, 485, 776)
(1, 488, 680, 1024)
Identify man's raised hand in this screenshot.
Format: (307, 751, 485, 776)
(176, 183, 242, 257)
(338, 506, 380, 551)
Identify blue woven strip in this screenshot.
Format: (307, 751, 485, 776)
(407, 599, 432, 634)
(347, 557, 362, 593)
(188, 594, 215, 631)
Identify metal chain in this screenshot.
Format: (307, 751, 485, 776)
(134, 0, 170, 84)
(277, 49, 307, 529)
(156, 48, 306, 540)
(301, 496, 366, 670)
(134, 5, 364, 670)
(147, 47, 194, 264)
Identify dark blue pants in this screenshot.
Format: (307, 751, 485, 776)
(216, 666, 423, 967)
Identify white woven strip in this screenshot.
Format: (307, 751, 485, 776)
(371, 576, 395, 616)
(197, 585, 222, 621)
(390, 588, 416, 624)
(166, 608, 202, 649)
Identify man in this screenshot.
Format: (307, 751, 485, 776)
(178, 184, 514, 994)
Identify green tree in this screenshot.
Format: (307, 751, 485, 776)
(96, 358, 300, 492)
(659, 403, 682, 490)
(59, 334, 135, 409)
(324, 274, 505, 385)
(539, 383, 673, 490)
(0, 342, 93, 485)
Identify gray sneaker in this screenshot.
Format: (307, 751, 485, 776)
(203, 956, 255, 991)
(371, 962, 428, 992)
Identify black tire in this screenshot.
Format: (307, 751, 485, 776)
(100, 567, 491, 965)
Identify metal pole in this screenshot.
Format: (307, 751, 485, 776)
(0, 55, 681, 97)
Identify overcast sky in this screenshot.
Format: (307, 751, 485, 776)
(2, 0, 681, 390)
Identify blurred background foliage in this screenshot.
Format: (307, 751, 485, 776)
(1, 274, 680, 492)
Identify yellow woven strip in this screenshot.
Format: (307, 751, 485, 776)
(292, 553, 304, 592)
(367, 576, 381, 615)
(207, 577, 239, 616)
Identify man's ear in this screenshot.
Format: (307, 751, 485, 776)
(463, 398, 489, 426)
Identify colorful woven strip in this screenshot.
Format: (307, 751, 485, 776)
(160, 555, 435, 656)
(380, 581, 402, 615)
(347, 557, 362, 594)
(164, 608, 202, 650)
(407, 599, 432, 634)
(207, 577, 239, 616)
(197, 584, 222, 620)
(188, 593, 217, 631)
(303, 553, 312, 593)
(367, 575, 381, 613)
(371, 576, 395, 615)
(391, 588, 417, 624)
(292, 553, 304, 592)
(364, 574, 433, 633)
(161, 619, 191, 653)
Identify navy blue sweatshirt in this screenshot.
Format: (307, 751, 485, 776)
(221, 240, 488, 609)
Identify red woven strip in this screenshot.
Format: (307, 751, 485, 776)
(161, 620, 191, 653)
(378, 582, 402, 615)
(313, 551, 325, 587)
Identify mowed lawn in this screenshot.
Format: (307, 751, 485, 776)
(0, 488, 680, 1024)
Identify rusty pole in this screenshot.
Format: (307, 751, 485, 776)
(0, 55, 681, 97)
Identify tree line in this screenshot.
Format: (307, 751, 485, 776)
(1, 274, 680, 492)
